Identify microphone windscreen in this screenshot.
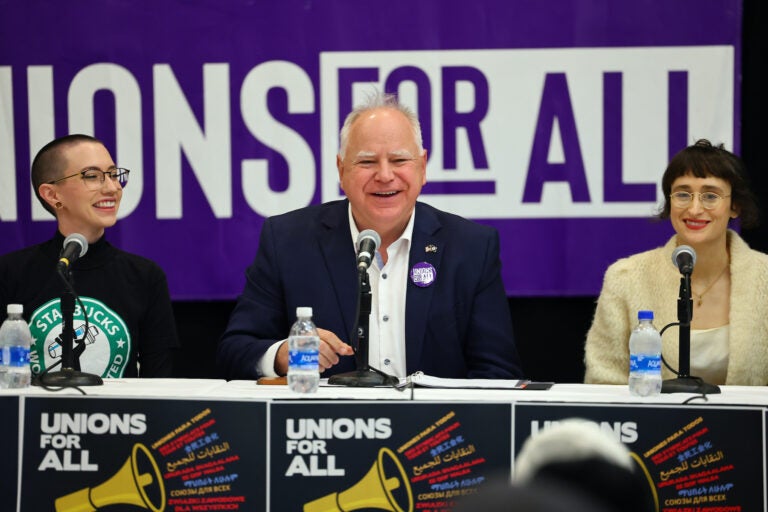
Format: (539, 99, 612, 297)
(671, 244, 696, 272)
(62, 233, 89, 258)
(357, 229, 381, 250)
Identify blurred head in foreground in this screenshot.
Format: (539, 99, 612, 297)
(514, 418, 657, 512)
(453, 474, 616, 512)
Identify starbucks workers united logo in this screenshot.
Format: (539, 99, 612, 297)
(29, 297, 131, 378)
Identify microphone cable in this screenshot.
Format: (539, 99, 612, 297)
(658, 322, 713, 402)
(659, 322, 680, 377)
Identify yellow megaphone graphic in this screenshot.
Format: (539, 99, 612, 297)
(304, 447, 413, 512)
(630, 452, 660, 512)
(55, 442, 166, 512)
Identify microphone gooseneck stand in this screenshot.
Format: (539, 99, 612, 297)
(35, 267, 103, 387)
(328, 268, 398, 387)
(661, 273, 720, 394)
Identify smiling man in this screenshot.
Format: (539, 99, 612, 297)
(217, 91, 523, 381)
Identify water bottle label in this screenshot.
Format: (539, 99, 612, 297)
(288, 350, 319, 371)
(630, 354, 661, 373)
(3, 346, 30, 367)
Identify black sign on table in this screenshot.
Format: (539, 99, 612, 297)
(21, 397, 267, 511)
(1, 396, 19, 512)
(514, 403, 765, 511)
(270, 401, 512, 512)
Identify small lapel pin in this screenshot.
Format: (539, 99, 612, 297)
(425, 244, 437, 253)
(410, 262, 437, 287)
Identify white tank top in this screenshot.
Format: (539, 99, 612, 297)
(689, 325, 729, 385)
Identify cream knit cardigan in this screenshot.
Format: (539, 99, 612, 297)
(584, 230, 768, 385)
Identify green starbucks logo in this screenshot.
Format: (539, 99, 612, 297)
(29, 297, 131, 378)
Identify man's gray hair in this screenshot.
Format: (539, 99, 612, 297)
(338, 90, 424, 159)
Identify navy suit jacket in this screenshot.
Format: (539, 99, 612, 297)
(216, 200, 522, 380)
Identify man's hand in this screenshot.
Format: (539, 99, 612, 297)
(274, 328, 354, 375)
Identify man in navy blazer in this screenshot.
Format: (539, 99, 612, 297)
(217, 92, 522, 381)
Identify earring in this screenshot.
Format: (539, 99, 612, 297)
(55, 202, 62, 209)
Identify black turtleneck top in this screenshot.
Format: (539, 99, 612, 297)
(0, 232, 179, 377)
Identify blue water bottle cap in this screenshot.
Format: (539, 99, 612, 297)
(638, 310, 654, 320)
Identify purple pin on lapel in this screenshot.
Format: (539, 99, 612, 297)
(410, 262, 436, 287)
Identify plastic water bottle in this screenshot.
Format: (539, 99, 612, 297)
(287, 307, 320, 393)
(628, 310, 662, 396)
(0, 304, 33, 388)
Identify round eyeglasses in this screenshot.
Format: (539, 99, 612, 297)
(48, 168, 130, 190)
(669, 191, 730, 210)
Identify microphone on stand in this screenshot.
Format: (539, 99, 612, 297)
(328, 230, 398, 387)
(356, 230, 380, 271)
(34, 233, 103, 388)
(58, 233, 88, 270)
(661, 245, 720, 394)
(671, 245, 695, 275)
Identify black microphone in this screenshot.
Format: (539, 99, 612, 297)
(671, 245, 696, 275)
(356, 229, 381, 271)
(58, 233, 88, 269)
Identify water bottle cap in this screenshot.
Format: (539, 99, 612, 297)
(6, 304, 23, 315)
(637, 310, 654, 320)
(296, 306, 313, 318)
